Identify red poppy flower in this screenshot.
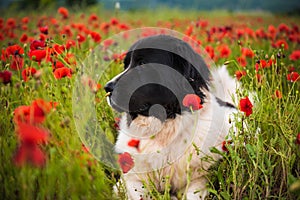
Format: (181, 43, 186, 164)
(110, 18, 119, 25)
(255, 60, 268, 71)
(278, 23, 289, 33)
(14, 106, 31, 124)
(16, 122, 49, 145)
(22, 67, 37, 82)
(287, 72, 299, 82)
(14, 99, 53, 124)
(235, 70, 247, 80)
(31, 99, 53, 122)
(118, 152, 134, 173)
(52, 61, 65, 69)
(39, 26, 48, 35)
(53, 44, 65, 55)
(256, 74, 262, 83)
(66, 39, 76, 49)
(118, 23, 129, 30)
(268, 25, 276, 35)
(296, 133, 300, 145)
(61, 25, 73, 37)
(185, 25, 193, 36)
(218, 45, 231, 58)
(30, 40, 45, 50)
(205, 45, 215, 59)
(21, 17, 29, 24)
(29, 49, 46, 63)
(14, 142, 47, 167)
(275, 39, 289, 50)
(90, 31, 101, 43)
(268, 59, 276, 67)
(58, 7, 69, 19)
(237, 56, 247, 67)
(221, 140, 232, 152)
(88, 13, 98, 22)
(6, 18, 16, 28)
(239, 96, 253, 117)
(20, 33, 28, 43)
(77, 33, 86, 43)
(182, 94, 203, 111)
(53, 67, 72, 79)
(0, 70, 12, 84)
(100, 22, 110, 34)
(289, 50, 300, 61)
(241, 48, 254, 58)
(3, 44, 24, 70)
(128, 139, 140, 150)
(275, 90, 282, 99)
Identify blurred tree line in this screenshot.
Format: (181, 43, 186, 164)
(9, 0, 97, 9)
(2, 0, 300, 14)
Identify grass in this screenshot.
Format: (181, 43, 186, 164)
(0, 5, 300, 200)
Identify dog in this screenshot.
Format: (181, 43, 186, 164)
(105, 35, 239, 199)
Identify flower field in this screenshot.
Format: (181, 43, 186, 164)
(0, 5, 300, 199)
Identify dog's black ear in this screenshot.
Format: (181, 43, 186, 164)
(173, 42, 210, 102)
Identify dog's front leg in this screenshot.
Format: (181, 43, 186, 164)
(123, 176, 149, 200)
(185, 176, 208, 200)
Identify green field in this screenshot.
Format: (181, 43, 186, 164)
(0, 6, 300, 200)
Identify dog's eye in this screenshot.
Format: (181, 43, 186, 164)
(137, 60, 145, 66)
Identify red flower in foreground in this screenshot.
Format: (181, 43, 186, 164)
(239, 96, 253, 117)
(14, 143, 47, 167)
(0, 70, 12, 84)
(287, 72, 299, 82)
(13, 122, 48, 167)
(128, 139, 140, 150)
(16, 122, 48, 145)
(118, 152, 134, 173)
(182, 94, 203, 111)
(53, 67, 72, 79)
(22, 67, 37, 82)
(14, 99, 53, 124)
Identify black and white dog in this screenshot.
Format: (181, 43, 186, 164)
(105, 35, 239, 199)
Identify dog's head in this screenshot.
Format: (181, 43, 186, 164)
(104, 35, 210, 121)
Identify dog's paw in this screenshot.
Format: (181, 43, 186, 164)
(186, 190, 208, 200)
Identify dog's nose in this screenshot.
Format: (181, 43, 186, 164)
(104, 81, 115, 93)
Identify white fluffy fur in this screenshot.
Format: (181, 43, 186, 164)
(115, 66, 239, 199)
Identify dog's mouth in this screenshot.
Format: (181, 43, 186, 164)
(106, 92, 150, 114)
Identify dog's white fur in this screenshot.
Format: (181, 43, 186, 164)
(115, 66, 239, 199)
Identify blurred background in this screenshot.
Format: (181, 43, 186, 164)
(1, 0, 300, 14)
